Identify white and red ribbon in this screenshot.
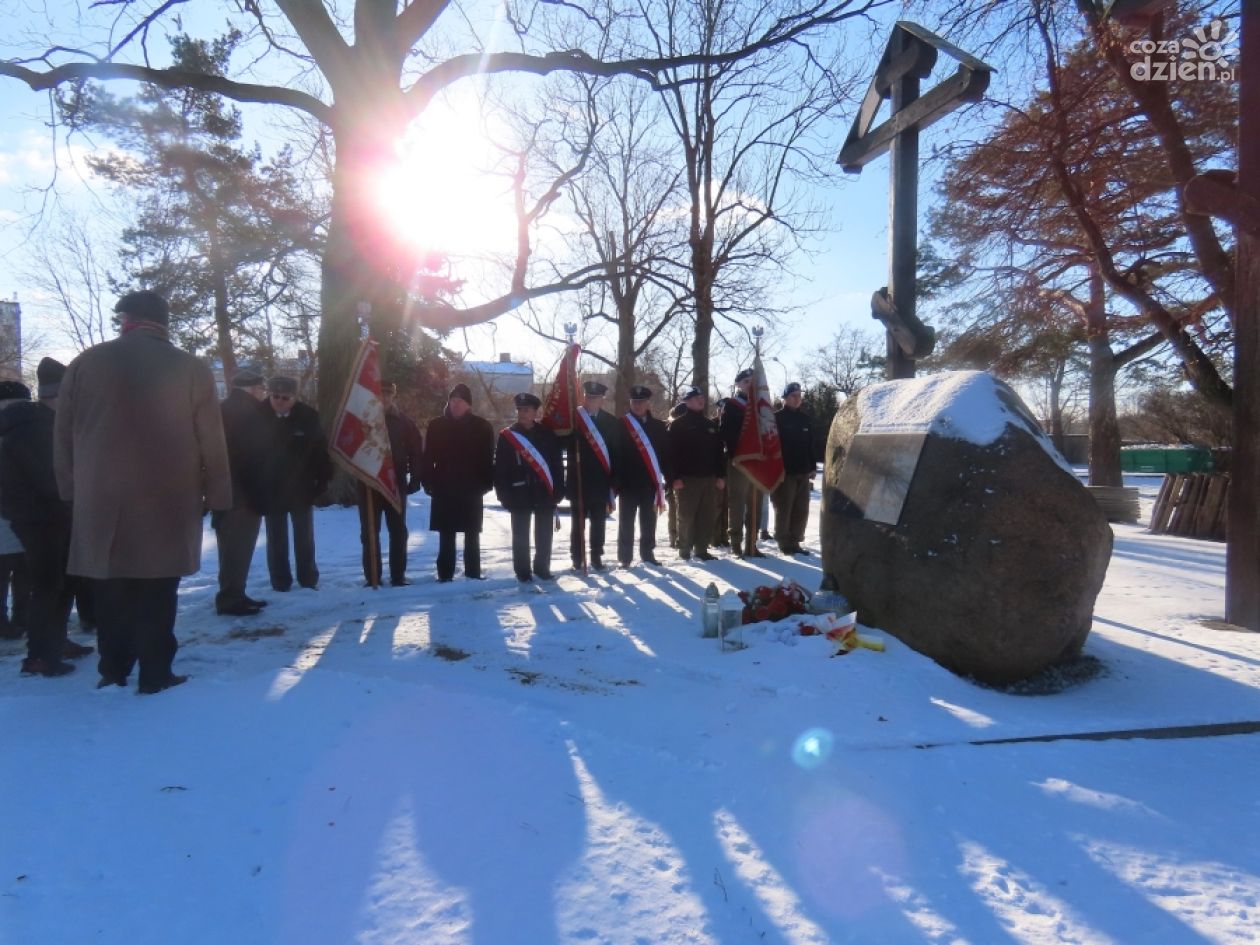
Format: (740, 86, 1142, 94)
(504, 429, 555, 497)
(624, 413, 666, 510)
(576, 407, 612, 475)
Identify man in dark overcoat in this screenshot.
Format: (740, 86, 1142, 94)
(420, 383, 495, 582)
(54, 290, 232, 694)
(614, 385, 671, 567)
(494, 392, 564, 583)
(214, 366, 270, 615)
(358, 381, 425, 587)
(667, 387, 725, 562)
(261, 375, 332, 592)
(772, 381, 816, 555)
(720, 368, 764, 557)
(0, 361, 91, 677)
(565, 380, 620, 570)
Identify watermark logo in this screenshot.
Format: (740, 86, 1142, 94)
(1128, 17, 1239, 82)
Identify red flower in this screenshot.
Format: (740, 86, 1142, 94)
(753, 605, 771, 621)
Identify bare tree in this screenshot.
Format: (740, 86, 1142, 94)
(1, 0, 888, 421)
(20, 208, 119, 352)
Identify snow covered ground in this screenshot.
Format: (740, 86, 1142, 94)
(3, 474, 1257, 945)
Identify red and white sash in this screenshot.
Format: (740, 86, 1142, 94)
(624, 413, 666, 510)
(504, 428, 554, 497)
(576, 407, 612, 475)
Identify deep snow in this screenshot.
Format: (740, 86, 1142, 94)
(2, 474, 1257, 945)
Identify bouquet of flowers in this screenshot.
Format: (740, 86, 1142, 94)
(737, 580, 811, 624)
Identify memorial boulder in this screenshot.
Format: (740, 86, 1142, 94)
(820, 371, 1112, 684)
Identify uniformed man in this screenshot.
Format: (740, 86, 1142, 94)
(667, 387, 725, 562)
(614, 385, 670, 567)
(566, 380, 620, 570)
(719, 368, 765, 557)
(494, 392, 565, 583)
(772, 382, 816, 555)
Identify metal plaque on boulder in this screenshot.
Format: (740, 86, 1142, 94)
(833, 430, 928, 525)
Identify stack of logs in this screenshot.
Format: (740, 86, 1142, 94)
(1149, 473, 1228, 540)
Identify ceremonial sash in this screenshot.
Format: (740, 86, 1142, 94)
(504, 428, 554, 497)
(623, 413, 666, 510)
(576, 407, 612, 475)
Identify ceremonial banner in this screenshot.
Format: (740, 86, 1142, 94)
(541, 343, 581, 435)
(329, 338, 402, 512)
(731, 352, 785, 494)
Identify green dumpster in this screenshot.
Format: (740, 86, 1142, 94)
(1120, 447, 1213, 474)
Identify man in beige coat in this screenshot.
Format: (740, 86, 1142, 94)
(54, 290, 232, 694)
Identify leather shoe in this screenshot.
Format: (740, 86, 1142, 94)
(20, 657, 75, 677)
(390, 578, 411, 587)
(642, 556, 661, 566)
(244, 596, 269, 607)
(696, 552, 717, 561)
(535, 570, 555, 580)
(137, 674, 189, 695)
(217, 601, 264, 617)
(63, 640, 95, 659)
(97, 674, 127, 689)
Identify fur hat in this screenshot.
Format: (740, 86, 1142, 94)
(37, 358, 66, 399)
(114, 290, 170, 325)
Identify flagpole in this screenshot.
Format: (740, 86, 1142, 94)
(565, 322, 587, 574)
(366, 486, 381, 588)
(748, 325, 765, 557)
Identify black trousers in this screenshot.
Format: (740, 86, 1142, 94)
(12, 522, 72, 663)
(265, 506, 318, 590)
(94, 576, 180, 689)
(436, 530, 482, 581)
(358, 487, 408, 584)
(569, 499, 609, 567)
(617, 488, 660, 564)
(510, 507, 555, 580)
(215, 506, 262, 607)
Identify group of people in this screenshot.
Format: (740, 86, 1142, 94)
(1, 287, 818, 693)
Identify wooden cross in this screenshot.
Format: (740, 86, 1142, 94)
(837, 22, 992, 379)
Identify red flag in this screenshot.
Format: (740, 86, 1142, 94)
(329, 339, 402, 512)
(731, 352, 785, 493)
(541, 342, 581, 435)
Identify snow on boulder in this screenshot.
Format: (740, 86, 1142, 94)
(819, 371, 1111, 685)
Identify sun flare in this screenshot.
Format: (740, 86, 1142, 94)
(372, 104, 517, 260)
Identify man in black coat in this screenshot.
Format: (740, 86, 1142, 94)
(667, 387, 726, 561)
(261, 376, 332, 591)
(420, 383, 495, 582)
(0, 359, 91, 677)
(494, 392, 564, 583)
(214, 366, 270, 615)
(719, 368, 764, 557)
(772, 382, 817, 555)
(614, 385, 671, 567)
(565, 380, 620, 570)
(358, 381, 425, 587)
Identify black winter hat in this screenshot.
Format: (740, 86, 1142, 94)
(782, 381, 802, 397)
(114, 290, 170, 325)
(232, 366, 265, 389)
(514, 392, 542, 409)
(0, 379, 30, 401)
(449, 383, 472, 404)
(37, 358, 66, 399)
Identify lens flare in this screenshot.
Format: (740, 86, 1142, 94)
(791, 727, 834, 769)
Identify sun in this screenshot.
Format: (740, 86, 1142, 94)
(371, 102, 518, 261)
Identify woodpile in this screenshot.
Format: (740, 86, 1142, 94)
(1149, 473, 1228, 541)
(1085, 485, 1141, 523)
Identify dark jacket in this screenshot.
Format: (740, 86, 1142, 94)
(385, 406, 425, 495)
(775, 405, 816, 476)
(564, 407, 620, 504)
(718, 393, 749, 456)
(261, 400, 332, 512)
(494, 421, 564, 512)
(668, 408, 725, 479)
(0, 400, 68, 527)
(421, 407, 496, 533)
(615, 410, 671, 493)
(221, 388, 270, 514)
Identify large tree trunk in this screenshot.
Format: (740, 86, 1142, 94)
(211, 251, 237, 384)
(1085, 267, 1122, 487)
(614, 292, 636, 416)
